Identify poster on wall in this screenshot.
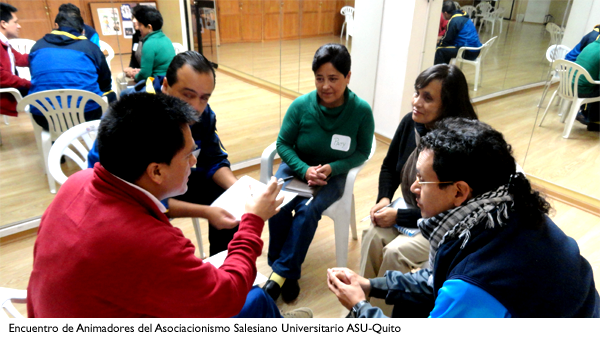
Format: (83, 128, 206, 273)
(121, 4, 134, 39)
(97, 8, 121, 36)
(140, 2, 157, 8)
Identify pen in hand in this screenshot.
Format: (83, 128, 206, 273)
(277, 175, 295, 185)
(360, 202, 393, 222)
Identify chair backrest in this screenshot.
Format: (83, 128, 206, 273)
(454, 2, 461, 10)
(546, 44, 571, 63)
(478, 36, 498, 61)
(48, 120, 100, 185)
(172, 42, 186, 54)
(340, 6, 354, 17)
(0, 287, 26, 318)
(545, 22, 563, 45)
(476, 2, 492, 13)
(99, 40, 114, 70)
(461, 5, 475, 18)
(493, 7, 505, 19)
(9, 38, 35, 81)
(553, 59, 596, 101)
(16, 89, 108, 141)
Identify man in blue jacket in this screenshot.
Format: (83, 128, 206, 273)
(435, 1, 482, 65)
(565, 24, 599, 62)
(57, 3, 101, 49)
(88, 51, 240, 256)
(28, 10, 114, 130)
(327, 118, 599, 318)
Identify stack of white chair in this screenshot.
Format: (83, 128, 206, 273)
(450, 36, 498, 91)
(479, 7, 505, 35)
(537, 44, 571, 108)
(340, 6, 354, 44)
(474, 2, 493, 27)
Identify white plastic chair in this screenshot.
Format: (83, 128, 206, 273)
(537, 44, 571, 108)
(99, 40, 114, 70)
(538, 60, 600, 138)
(474, 2, 492, 27)
(450, 36, 498, 91)
(8, 38, 35, 81)
(479, 7, 504, 35)
(47, 120, 206, 258)
(546, 23, 564, 47)
(173, 42, 186, 54)
(259, 136, 377, 267)
(453, 2, 460, 10)
(0, 287, 27, 318)
(16, 89, 108, 193)
(461, 5, 476, 19)
(0, 88, 23, 145)
(340, 6, 354, 42)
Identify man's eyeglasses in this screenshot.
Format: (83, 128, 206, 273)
(415, 176, 454, 185)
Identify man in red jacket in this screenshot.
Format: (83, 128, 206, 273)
(0, 2, 29, 117)
(27, 93, 311, 318)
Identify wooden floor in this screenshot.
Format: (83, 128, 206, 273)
(1, 143, 599, 318)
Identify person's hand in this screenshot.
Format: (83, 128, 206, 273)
(245, 176, 284, 221)
(370, 198, 391, 225)
(327, 268, 370, 311)
(305, 165, 329, 186)
(373, 208, 397, 228)
(205, 207, 239, 230)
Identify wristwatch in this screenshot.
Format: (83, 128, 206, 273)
(351, 300, 370, 318)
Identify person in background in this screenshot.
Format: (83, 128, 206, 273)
(328, 118, 599, 318)
(28, 10, 115, 130)
(0, 2, 29, 118)
(27, 92, 312, 318)
(435, 1, 481, 65)
(88, 51, 241, 256)
(565, 24, 599, 62)
(574, 39, 600, 132)
(359, 64, 477, 317)
(57, 3, 101, 49)
(117, 4, 146, 94)
(437, 12, 448, 44)
(132, 7, 174, 84)
(262, 43, 375, 303)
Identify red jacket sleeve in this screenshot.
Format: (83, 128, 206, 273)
(0, 48, 30, 89)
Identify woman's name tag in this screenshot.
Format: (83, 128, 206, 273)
(331, 134, 351, 152)
(132, 43, 139, 52)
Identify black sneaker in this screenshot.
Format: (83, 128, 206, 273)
(262, 280, 281, 301)
(281, 278, 300, 303)
(576, 111, 589, 125)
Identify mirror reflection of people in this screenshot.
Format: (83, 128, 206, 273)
(0, 2, 29, 117)
(574, 39, 600, 132)
(262, 43, 375, 303)
(328, 118, 600, 318)
(28, 10, 115, 131)
(27, 93, 312, 318)
(564, 24, 599, 62)
(359, 64, 478, 317)
(435, 1, 482, 65)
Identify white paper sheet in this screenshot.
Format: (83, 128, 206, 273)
(210, 175, 297, 221)
(203, 250, 267, 286)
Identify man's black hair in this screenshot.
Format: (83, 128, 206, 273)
(58, 3, 81, 15)
(97, 93, 198, 183)
(132, 5, 150, 21)
(419, 117, 551, 227)
(54, 10, 84, 33)
(312, 43, 351, 77)
(166, 51, 216, 87)
(135, 7, 163, 31)
(442, 1, 456, 13)
(0, 2, 17, 24)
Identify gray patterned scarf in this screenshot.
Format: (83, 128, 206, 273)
(417, 184, 514, 270)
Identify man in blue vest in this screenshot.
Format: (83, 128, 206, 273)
(435, 1, 482, 65)
(88, 51, 241, 256)
(328, 118, 599, 318)
(57, 3, 101, 48)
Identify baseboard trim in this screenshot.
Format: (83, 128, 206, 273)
(216, 65, 302, 101)
(0, 217, 40, 239)
(527, 175, 600, 217)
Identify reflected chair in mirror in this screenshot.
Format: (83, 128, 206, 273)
(8, 38, 35, 82)
(453, 2, 460, 10)
(479, 7, 505, 35)
(545, 23, 564, 49)
(340, 6, 354, 43)
(0, 287, 26, 318)
(99, 40, 117, 94)
(47, 120, 206, 259)
(173, 42, 186, 54)
(538, 60, 600, 139)
(0, 88, 23, 146)
(450, 36, 498, 91)
(537, 44, 571, 108)
(16, 89, 108, 194)
(474, 2, 493, 27)
(461, 5, 476, 20)
(259, 136, 377, 267)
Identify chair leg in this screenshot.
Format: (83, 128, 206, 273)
(537, 81, 552, 108)
(340, 22, 346, 39)
(474, 63, 480, 91)
(562, 100, 582, 139)
(539, 90, 557, 127)
(41, 133, 56, 194)
(333, 212, 351, 267)
(3, 115, 8, 125)
(350, 195, 357, 240)
(192, 218, 206, 259)
(559, 100, 572, 123)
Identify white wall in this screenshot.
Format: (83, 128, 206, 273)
(563, 0, 600, 49)
(524, 0, 551, 23)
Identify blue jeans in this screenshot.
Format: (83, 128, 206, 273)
(267, 162, 346, 279)
(233, 286, 283, 318)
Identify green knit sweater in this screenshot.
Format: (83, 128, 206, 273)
(277, 88, 375, 178)
(135, 30, 175, 82)
(575, 39, 600, 95)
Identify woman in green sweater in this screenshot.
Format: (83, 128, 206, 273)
(262, 44, 375, 303)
